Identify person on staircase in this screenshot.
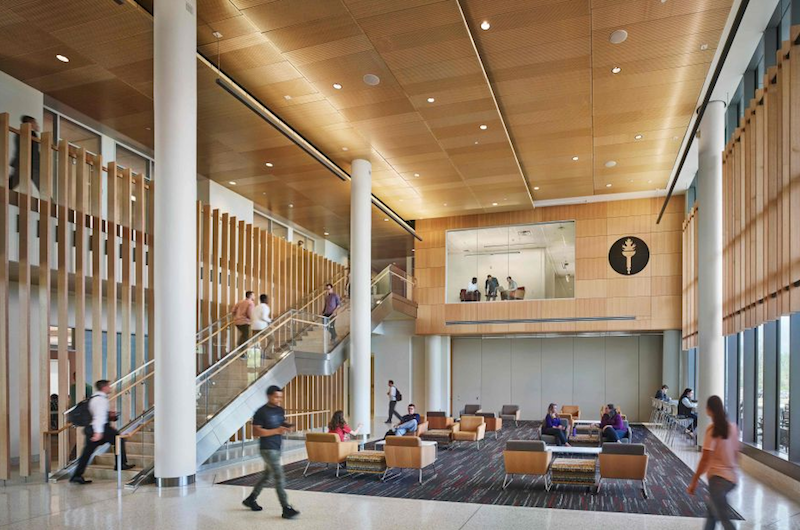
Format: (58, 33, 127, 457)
(251, 294, 274, 355)
(70, 380, 132, 484)
(231, 291, 255, 347)
(322, 283, 341, 345)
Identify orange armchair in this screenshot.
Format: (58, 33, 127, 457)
(452, 415, 486, 449)
(427, 411, 454, 430)
(383, 436, 437, 484)
(304, 432, 359, 477)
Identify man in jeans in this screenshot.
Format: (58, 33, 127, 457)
(322, 283, 341, 344)
(391, 404, 421, 436)
(231, 291, 255, 347)
(242, 385, 299, 519)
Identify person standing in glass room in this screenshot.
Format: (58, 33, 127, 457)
(485, 275, 500, 301)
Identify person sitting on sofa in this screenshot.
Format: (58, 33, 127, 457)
(507, 276, 518, 291)
(328, 410, 362, 441)
(542, 403, 570, 446)
(596, 404, 627, 442)
(389, 404, 422, 436)
(466, 277, 479, 293)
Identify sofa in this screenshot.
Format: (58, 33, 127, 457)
(502, 440, 551, 490)
(303, 432, 360, 477)
(452, 415, 486, 449)
(598, 442, 649, 498)
(538, 417, 569, 445)
(476, 412, 502, 439)
(383, 436, 437, 484)
(426, 411, 454, 430)
(500, 404, 521, 427)
(460, 289, 481, 302)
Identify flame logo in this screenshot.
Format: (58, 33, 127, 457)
(621, 238, 636, 274)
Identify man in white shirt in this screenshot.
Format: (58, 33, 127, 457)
(71, 380, 132, 484)
(251, 294, 274, 354)
(385, 380, 403, 424)
(466, 277, 479, 292)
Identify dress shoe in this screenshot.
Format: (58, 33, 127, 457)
(69, 476, 92, 485)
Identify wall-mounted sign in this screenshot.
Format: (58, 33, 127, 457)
(608, 236, 649, 275)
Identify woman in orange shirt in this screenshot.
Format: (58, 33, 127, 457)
(688, 395, 739, 530)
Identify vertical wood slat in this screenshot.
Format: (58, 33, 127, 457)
(91, 155, 103, 384)
(246, 223, 253, 294)
(0, 114, 9, 480)
(74, 149, 88, 453)
(211, 209, 220, 326)
(146, 182, 155, 405)
(134, 176, 146, 413)
(791, 29, 800, 312)
(56, 139, 70, 467)
(779, 45, 791, 315)
(220, 213, 230, 362)
(17, 122, 33, 476)
(120, 169, 133, 423)
(238, 220, 245, 302)
(201, 204, 211, 333)
(106, 163, 118, 383)
(38, 132, 53, 473)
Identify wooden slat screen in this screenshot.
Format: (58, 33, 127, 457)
(682, 206, 698, 349)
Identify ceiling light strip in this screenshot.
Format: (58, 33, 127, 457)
(207, 64, 421, 241)
(454, 0, 535, 208)
(446, 316, 636, 326)
(657, 0, 750, 224)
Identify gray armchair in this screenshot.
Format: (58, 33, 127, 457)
(462, 404, 482, 416)
(500, 405, 520, 427)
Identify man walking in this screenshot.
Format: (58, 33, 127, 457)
(386, 380, 402, 423)
(242, 385, 299, 519)
(322, 283, 341, 344)
(231, 291, 255, 347)
(70, 380, 132, 484)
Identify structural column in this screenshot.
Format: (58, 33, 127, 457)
(696, 100, 726, 442)
(662, 330, 681, 397)
(350, 159, 371, 435)
(425, 336, 443, 412)
(153, 0, 197, 486)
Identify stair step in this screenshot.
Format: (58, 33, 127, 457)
(94, 453, 152, 467)
(85, 464, 143, 481)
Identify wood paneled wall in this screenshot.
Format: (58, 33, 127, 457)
(283, 365, 346, 432)
(721, 33, 800, 335)
(414, 198, 684, 335)
(682, 206, 698, 349)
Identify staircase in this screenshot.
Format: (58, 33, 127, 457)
(59, 265, 415, 486)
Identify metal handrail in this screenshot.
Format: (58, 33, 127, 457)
(196, 314, 233, 347)
(108, 371, 154, 402)
(116, 418, 154, 489)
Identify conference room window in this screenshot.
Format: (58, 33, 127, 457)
(779, 315, 790, 455)
(738, 331, 744, 438)
(445, 221, 575, 303)
(756, 325, 765, 447)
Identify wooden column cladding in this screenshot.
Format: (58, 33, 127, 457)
(56, 139, 71, 467)
(134, 174, 146, 413)
(0, 114, 9, 480)
(17, 122, 33, 476)
(719, 30, 800, 335)
(37, 132, 53, 473)
(106, 162, 118, 383)
(74, 148, 88, 455)
(682, 207, 698, 350)
(120, 168, 133, 424)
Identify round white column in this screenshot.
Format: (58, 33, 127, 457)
(697, 100, 726, 442)
(350, 159, 371, 435)
(425, 336, 443, 411)
(153, 0, 197, 486)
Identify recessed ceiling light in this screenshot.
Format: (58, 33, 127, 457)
(606, 183, 612, 188)
(605, 160, 617, 168)
(363, 73, 381, 86)
(647, 180, 653, 184)
(145, 127, 151, 131)
(212, 31, 223, 39)
(284, 95, 292, 100)
(443, 203, 448, 206)
(427, 97, 435, 103)
(288, 203, 294, 208)
(324, 232, 329, 236)
(634, 134, 643, 140)
(265, 162, 274, 167)
(609, 29, 628, 44)
(56, 54, 70, 63)
(342, 147, 349, 151)
(332, 83, 342, 90)
(492, 202, 498, 206)
(479, 124, 488, 130)
(411, 248, 415, 252)
(383, 218, 389, 222)
(629, 179, 634, 183)
(413, 173, 419, 177)
(700, 43, 709, 51)
(480, 21, 491, 30)
(611, 66, 622, 74)
(229, 181, 237, 185)
(474, 141, 479, 145)
(533, 186, 540, 191)
(672, 136, 680, 141)
(572, 156, 579, 161)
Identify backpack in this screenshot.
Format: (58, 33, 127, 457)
(67, 396, 95, 427)
(395, 388, 403, 402)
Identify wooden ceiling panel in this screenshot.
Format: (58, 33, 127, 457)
(241, 0, 348, 32)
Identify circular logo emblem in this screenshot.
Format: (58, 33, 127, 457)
(608, 236, 649, 276)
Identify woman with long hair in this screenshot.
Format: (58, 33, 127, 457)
(542, 403, 570, 446)
(679, 388, 699, 433)
(688, 395, 739, 530)
(597, 403, 627, 442)
(327, 410, 361, 441)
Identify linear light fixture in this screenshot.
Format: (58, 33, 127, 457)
(446, 316, 636, 326)
(211, 71, 421, 241)
(454, 0, 535, 208)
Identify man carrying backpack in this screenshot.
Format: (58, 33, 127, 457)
(70, 380, 132, 484)
(385, 380, 403, 424)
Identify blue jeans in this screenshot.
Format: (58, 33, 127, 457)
(705, 476, 736, 530)
(394, 419, 418, 436)
(602, 427, 628, 442)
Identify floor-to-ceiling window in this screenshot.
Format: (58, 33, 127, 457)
(738, 332, 745, 438)
(756, 325, 765, 447)
(779, 316, 791, 455)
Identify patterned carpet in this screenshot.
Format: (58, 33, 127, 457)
(219, 423, 742, 519)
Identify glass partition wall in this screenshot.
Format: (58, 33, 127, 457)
(445, 221, 575, 303)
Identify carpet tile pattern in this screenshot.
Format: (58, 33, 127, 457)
(220, 423, 742, 519)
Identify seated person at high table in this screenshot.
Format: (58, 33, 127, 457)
(542, 403, 570, 446)
(387, 404, 421, 437)
(655, 384, 670, 401)
(507, 276, 518, 291)
(679, 388, 699, 434)
(594, 403, 626, 442)
(485, 275, 500, 301)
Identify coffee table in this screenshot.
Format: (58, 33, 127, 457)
(346, 450, 386, 475)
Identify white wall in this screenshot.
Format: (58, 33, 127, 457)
(446, 248, 546, 302)
(323, 240, 348, 266)
(197, 179, 254, 224)
(452, 335, 663, 422)
(371, 320, 425, 420)
(0, 70, 43, 130)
